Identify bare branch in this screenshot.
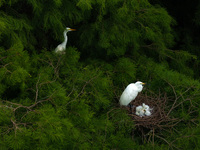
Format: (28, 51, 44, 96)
(164, 80, 178, 116)
(35, 74, 41, 103)
(66, 75, 99, 106)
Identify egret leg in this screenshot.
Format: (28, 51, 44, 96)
(129, 104, 134, 114)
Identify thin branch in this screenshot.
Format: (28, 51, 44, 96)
(66, 75, 99, 106)
(35, 74, 41, 103)
(164, 80, 178, 116)
(170, 135, 196, 145)
(103, 108, 121, 145)
(67, 85, 75, 97)
(154, 134, 176, 150)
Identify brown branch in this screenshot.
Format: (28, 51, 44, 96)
(39, 80, 56, 87)
(104, 108, 121, 145)
(164, 80, 178, 116)
(0, 72, 57, 136)
(66, 75, 99, 106)
(176, 86, 193, 100)
(0, 63, 12, 74)
(154, 134, 179, 150)
(0, 52, 20, 61)
(170, 135, 196, 145)
(38, 54, 63, 79)
(35, 74, 41, 103)
(141, 43, 157, 49)
(54, 55, 63, 77)
(67, 85, 75, 97)
(126, 81, 199, 146)
(0, 56, 8, 61)
(173, 98, 190, 110)
(11, 119, 21, 137)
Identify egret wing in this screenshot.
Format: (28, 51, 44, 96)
(119, 84, 139, 106)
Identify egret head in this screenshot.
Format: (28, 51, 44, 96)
(135, 81, 145, 92)
(142, 103, 149, 110)
(135, 81, 145, 85)
(66, 27, 76, 32)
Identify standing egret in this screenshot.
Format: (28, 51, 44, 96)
(55, 27, 76, 54)
(119, 81, 145, 108)
(136, 105, 145, 117)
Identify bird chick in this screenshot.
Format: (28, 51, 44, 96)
(144, 110, 151, 116)
(135, 105, 145, 117)
(135, 103, 152, 117)
(142, 103, 149, 110)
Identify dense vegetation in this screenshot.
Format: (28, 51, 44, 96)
(0, 0, 200, 149)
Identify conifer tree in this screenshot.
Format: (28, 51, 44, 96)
(1, 0, 200, 149)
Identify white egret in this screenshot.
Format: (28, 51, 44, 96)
(144, 110, 151, 116)
(136, 105, 145, 117)
(119, 81, 145, 107)
(135, 103, 152, 117)
(142, 103, 149, 110)
(142, 103, 152, 116)
(136, 105, 143, 112)
(136, 110, 145, 117)
(55, 27, 76, 54)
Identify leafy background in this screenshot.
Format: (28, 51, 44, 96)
(0, 0, 200, 149)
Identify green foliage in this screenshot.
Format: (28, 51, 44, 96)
(1, 0, 200, 149)
(113, 57, 136, 86)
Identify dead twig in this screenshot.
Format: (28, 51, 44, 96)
(66, 75, 99, 106)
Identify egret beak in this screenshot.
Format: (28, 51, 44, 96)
(69, 28, 76, 31)
(142, 83, 146, 85)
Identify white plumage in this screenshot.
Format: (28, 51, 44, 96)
(55, 27, 76, 54)
(136, 105, 143, 112)
(135, 103, 152, 117)
(144, 110, 151, 116)
(142, 103, 149, 110)
(135, 106, 145, 117)
(119, 81, 145, 106)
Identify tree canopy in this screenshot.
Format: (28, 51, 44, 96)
(0, 0, 200, 149)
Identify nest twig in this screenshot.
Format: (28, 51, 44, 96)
(122, 92, 181, 144)
(128, 93, 173, 129)
(121, 81, 198, 147)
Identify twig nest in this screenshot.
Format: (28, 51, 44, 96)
(125, 93, 171, 130)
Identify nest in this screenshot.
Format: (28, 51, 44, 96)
(123, 93, 180, 143)
(128, 93, 170, 129)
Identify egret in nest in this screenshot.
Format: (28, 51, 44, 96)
(135, 103, 152, 117)
(136, 105, 145, 117)
(142, 103, 152, 116)
(119, 81, 145, 111)
(55, 27, 76, 54)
